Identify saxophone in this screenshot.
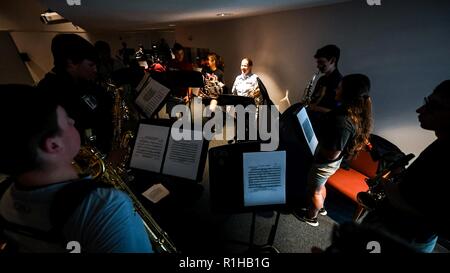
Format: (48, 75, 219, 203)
(74, 81, 178, 253)
(357, 153, 415, 211)
(301, 70, 320, 106)
(74, 146, 178, 253)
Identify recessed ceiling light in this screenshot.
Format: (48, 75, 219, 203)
(216, 13, 233, 17)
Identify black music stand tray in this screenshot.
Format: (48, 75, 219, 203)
(247, 210, 281, 253)
(209, 142, 284, 253)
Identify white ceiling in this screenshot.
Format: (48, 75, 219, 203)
(38, 0, 346, 31)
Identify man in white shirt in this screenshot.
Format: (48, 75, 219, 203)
(232, 58, 260, 102)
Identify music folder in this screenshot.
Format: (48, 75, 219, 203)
(129, 121, 209, 181)
(134, 74, 171, 118)
(296, 107, 318, 155)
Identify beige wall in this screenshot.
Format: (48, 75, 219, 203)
(1, 0, 87, 83)
(0, 32, 34, 85)
(175, 0, 450, 157)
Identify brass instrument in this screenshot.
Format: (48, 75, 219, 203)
(356, 153, 415, 211)
(74, 146, 178, 253)
(301, 70, 320, 106)
(74, 81, 178, 253)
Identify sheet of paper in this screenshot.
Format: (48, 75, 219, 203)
(243, 151, 286, 207)
(297, 107, 318, 155)
(135, 77, 171, 118)
(162, 130, 204, 180)
(142, 183, 170, 203)
(135, 72, 151, 92)
(129, 124, 170, 173)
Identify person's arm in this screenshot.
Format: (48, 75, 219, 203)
(315, 146, 342, 163)
(309, 104, 331, 113)
(385, 183, 426, 220)
(310, 85, 326, 106)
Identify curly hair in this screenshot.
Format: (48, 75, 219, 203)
(340, 74, 373, 157)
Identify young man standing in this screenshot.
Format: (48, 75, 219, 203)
(309, 44, 342, 114)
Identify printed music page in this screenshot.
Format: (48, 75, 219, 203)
(297, 107, 318, 155)
(243, 151, 286, 207)
(129, 124, 170, 173)
(135, 77, 171, 118)
(162, 130, 204, 180)
(135, 72, 151, 92)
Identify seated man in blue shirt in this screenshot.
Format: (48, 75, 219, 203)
(0, 84, 153, 253)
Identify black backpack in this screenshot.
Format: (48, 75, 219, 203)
(0, 178, 109, 253)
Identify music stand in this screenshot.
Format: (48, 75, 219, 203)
(209, 141, 286, 253)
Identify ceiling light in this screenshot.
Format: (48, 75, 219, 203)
(40, 10, 69, 24)
(216, 13, 233, 17)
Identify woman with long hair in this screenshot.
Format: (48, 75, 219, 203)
(295, 73, 373, 226)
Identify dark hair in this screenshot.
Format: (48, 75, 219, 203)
(340, 74, 373, 157)
(172, 42, 184, 52)
(208, 52, 223, 70)
(242, 57, 253, 66)
(94, 40, 111, 56)
(0, 85, 60, 175)
(314, 44, 340, 65)
(433, 80, 450, 107)
(51, 34, 97, 71)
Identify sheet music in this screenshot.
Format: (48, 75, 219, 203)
(129, 124, 170, 173)
(243, 151, 286, 207)
(297, 107, 318, 155)
(135, 77, 171, 118)
(162, 130, 204, 180)
(135, 72, 150, 92)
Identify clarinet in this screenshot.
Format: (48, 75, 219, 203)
(301, 70, 320, 106)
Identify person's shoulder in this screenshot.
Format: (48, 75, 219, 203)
(85, 185, 132, 209)
(37, 71, 60, 88)
(327, 108, 353, 128)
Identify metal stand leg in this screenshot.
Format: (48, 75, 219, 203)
(247, 211, 281, 253)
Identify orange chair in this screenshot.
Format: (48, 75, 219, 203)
(326, 148, 379, 220)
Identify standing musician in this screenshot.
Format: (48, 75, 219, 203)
(37, 34, 114, 155)
(0, 84, 152, 253)
(308, 44, 342, 115)
(232, 57, 261, 104)
(202, 52, 226, 98)
(294, 74, 373, 227)
(362, 80, 450, 252)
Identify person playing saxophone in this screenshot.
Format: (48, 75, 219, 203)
(307, 45, 343, 128)
(0, 84, 153, 253)
(361, 80, 450, 253)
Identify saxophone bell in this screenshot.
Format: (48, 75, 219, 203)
(73, 146, 178, 253)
